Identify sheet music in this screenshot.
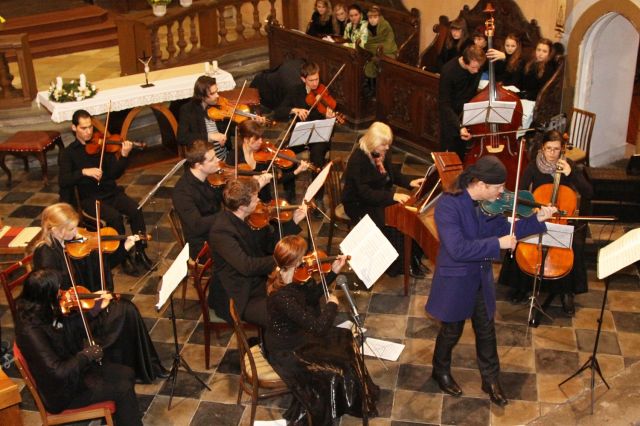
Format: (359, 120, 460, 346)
(289, 118, 336, 147)
(597, 228, 640, 280)
(303, 161, 332, 203)
(255, 420, 287, 426)
(336, 320, 367, 333)
(9, 227, 41, 247)
(363, 337, 404, 361)
(510, 219, 574, 248)
(339, 215, 398, 288)
(0, 226, 9, 239)
(156, 243, 190, 309)
(462, 100, 517, 126)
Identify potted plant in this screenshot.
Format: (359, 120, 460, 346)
(148, 0, 172, 17)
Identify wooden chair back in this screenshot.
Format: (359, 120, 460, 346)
(0, 254, 33, 324)
(567, 107, 596, 167)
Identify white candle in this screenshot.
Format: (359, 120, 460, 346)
(204, 62, 211, 74)
(211, 60, 218, 73)
(56, 76, 63, 90)
(79, 73, 86, 89)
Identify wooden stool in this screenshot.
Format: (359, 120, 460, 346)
(0, 130, 64, 186)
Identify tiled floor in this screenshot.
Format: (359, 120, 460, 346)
(0, 121, 639, 425)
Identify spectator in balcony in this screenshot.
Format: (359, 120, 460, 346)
(363, 6, 397, 95)
(342, 3, 368, 48)
(435, 17, 470, 73)
(332, 2, 348, 36)
(306, 0, 334, 37)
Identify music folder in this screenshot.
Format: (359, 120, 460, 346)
(462, 100, 517, 126)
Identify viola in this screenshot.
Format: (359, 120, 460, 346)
(481, 189, 568, 218)
(305, 83, 346, 124)
(59, 285, 120, 315)
(293, 250, 351, 283)
(206, 161, 263, 187)
(86, 131, 146, 155)
(246, 199, 315, 230)
(253, 141, 320, 172)
(65, 227, 151, 259)
(207, 96, 275, 126)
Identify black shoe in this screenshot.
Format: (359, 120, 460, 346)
(135, 249, 155, 271)
(121, 254, 141, 277)
(482, 380, 508, 407)
(154, 364, 170, 379)
(561, 293, 575, 316)
(528, 314, 540, 328)
(432, 372, 462, 397)
(409, 265, 426, 279)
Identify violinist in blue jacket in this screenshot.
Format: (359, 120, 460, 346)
(425, 156, 556, 407)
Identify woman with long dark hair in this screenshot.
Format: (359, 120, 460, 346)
(520, 38, 556, 101)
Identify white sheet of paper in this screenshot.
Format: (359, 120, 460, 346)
(289, 118, 336, 147)
(339, 215, 398, 288)
(9, 227, 41, 247)
(303, 161, 332, 203)
(336, 320, 367, 333)
(156, 243, 190, 310)
(254, 420, 287, 426)
(363, 337, 404, 361)
(509, 218, 574, 248)
(462, 100, 517, 126)
(597, 228, 640, 279)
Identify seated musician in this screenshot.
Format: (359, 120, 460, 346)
(439, 45, 486, 161)
(499, 130, 593, 318)
(341, 122, 426, 278)
(426, 156, 556, 407)
(274, 60, 334, 212)
(227, 119, 307, 203)
(486, 33, 524, 88)
(519, 38, 556, 101)
(363, 6, 398, 92)
(434, 17, 470, 73)
(58, 109, 152, 276)
(15, 270, 143, 426)
(341, 3, 368, 48)
(306, 0, 334, 37)
(207, 178, 307, 327)
(172, 140, 225, 260)
(264, 235, 379, 425)
(31, 203, 169, 383)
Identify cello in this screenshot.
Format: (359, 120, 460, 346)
(464, 3, 524, 190)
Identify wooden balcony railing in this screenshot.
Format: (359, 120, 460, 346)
(116, 0, 297, 75)
(0, 33, 37, 109)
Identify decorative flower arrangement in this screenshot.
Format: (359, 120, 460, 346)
(48, 75, 97, 103)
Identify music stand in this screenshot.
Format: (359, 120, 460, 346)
(559, 227, 640, 414)
(462, 100, 517, 126)
(288, 118, 336, 148)
(156, 243, 211, 409)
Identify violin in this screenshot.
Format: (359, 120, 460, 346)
(59, 285, 120, 315)
(481, 189, 568, 218)
(207, 96, 275, 126)
(86, 131, 146, 155)
(65, 227, 151, 259)
(293, 250, 351, 283)
(253, 141, 320, 172)
(206, 161, 264, 187)
(305, 83, 346, 124)
(246, 199, 316, 230)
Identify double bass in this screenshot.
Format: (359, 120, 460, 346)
(464, 3, 524, 190)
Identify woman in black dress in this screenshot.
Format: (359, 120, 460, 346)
(306, 0, 334, 37)
(519, 38, 556, 101)
(435, 17, 470, 73)
(14, 270, 142, 425)
(499, 130, 593, 320)
(264, 235, 379, 425)
(31, 202, 168, 383)
(487, 33, 524, 88)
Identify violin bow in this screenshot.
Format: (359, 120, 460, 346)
(508, 137, 526, 257)
(223, 80, 247, 138)
(95, 201, 107, 293)
(305, 63, 346, 116)
(97, 101, 112, 184)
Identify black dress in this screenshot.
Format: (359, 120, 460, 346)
(264, 277, 379, 425)
(494, 53, 524, 88)
(306, 11, 334, 37)
(519, 62, 556, 101)
(32, 242, 165, 383)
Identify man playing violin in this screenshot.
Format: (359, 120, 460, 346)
(58, 109, 151, 276)
(207, 178, 307, 328)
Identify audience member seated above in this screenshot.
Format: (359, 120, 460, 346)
(306, 0, 335, 37)
(486, 33, 524, 88)
(519, 38, 556, 101)
(363, 6, 397, 80)
(341, 3, 368, 48)
(332, 2, 348, 36)
(433, 17, 470, 73)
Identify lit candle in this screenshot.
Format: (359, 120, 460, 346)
(79, 73, 86, 89)
(56, 76, 63, 91)
(211, 60, 218, 73)
(204, 62, 211, 74)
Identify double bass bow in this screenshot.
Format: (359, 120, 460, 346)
(464, 3, 524, 190)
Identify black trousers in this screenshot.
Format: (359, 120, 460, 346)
(291, 141, 330, 200)
(242, 296, 268, 328)
(432, 289, 499, 382)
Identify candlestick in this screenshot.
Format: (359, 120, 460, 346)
(56, 76, 63, 91)
(211, 60, 218, 74)
(79, 74, 86, 89)
(205, 62, 211, 75)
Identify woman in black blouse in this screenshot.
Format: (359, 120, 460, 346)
(434, 17, 470, 73)
(487, 33, 524, 88)
(499, 130, 593, 321)
(519, 38, 556, 101)
(306, 0, 334, 37)
(264, 235, 378, 425)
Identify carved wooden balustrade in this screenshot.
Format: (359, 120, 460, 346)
(0, 33, 37, 109)
(116, 0, 297, 75)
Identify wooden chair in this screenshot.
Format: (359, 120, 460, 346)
(566, 107, 596, 167)
(229, 299, 289, 426)
(0, 254, 33, 324)
(325, 158, 351, 255)
(167, 206, 193, 305)
(13, 343, 115, 426)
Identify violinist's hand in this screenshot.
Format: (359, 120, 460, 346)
(393, 193, 411, 204)
(209, 132, 227, 146)
(254, 172, 273, 188)
(325, 107, 336, 119)
(486, 48, 506, 62)
(410, 177, 425, 188)
(120, 140, 133, 157)
(498, 234, 517, 250)
(556, 158, 572, 176)
(536, 205, 558, 222)
(291, 108, 309, 121)
(81, 344, 104, 363)
(326, 293, 339, 305)
(82, 167, 102, 182)
(293, 203, 308, 224)
(331, 255, 348, 274)
(96, 291, 113, 309)
(124, 235, 139, 251)
(460, 127, 472, 141)
(254, 115, 267, 125)
(294, 160, 310, 175)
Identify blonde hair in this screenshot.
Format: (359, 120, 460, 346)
(359, 121, 393, 154)
(36, 203, 79, 248)
(316, 0, 333, 24)
(266, 236, 308, 295)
